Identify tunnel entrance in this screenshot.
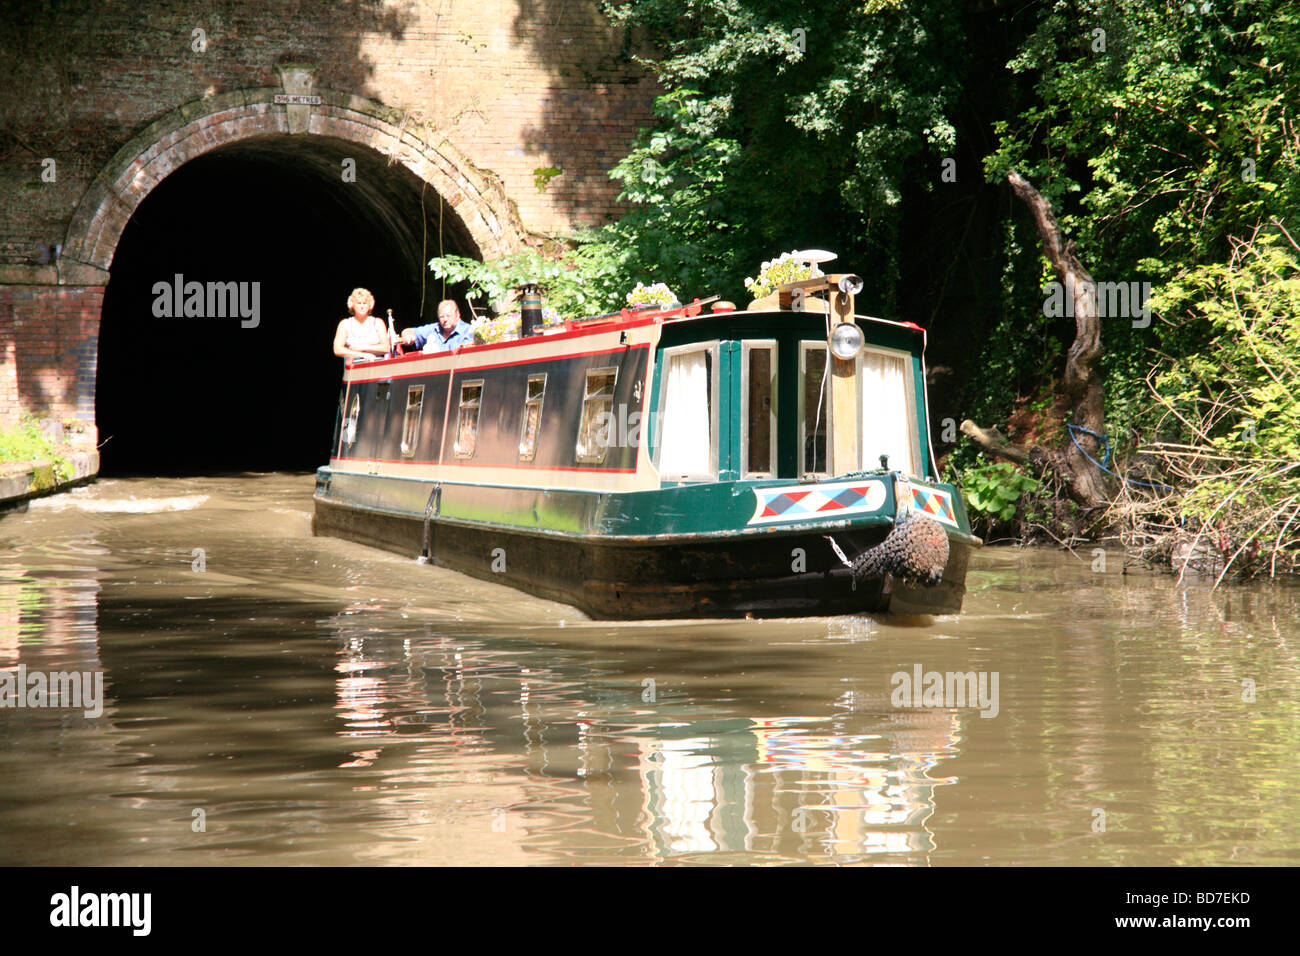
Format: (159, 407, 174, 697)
(97, 136, 478, 476)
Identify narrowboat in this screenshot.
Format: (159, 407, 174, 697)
(312, 273, 981, 618)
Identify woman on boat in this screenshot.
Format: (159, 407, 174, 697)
(333, 288, 391, 362)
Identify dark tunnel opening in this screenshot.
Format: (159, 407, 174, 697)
(97, 136, 477, 476)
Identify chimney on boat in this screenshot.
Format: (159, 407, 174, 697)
(519, 282, 543, 338)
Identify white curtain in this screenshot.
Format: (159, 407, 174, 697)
(861, 350, 916, 475)
(659, 350, 711, 475)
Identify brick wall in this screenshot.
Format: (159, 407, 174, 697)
(1, 0, 657, 267)
(0, 286, 102, 441)
(0, 1, 658, 443)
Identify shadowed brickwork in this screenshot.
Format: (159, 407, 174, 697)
(0, 0, 656, 445)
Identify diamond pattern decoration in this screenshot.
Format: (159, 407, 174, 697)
(749, 480, 888, 525)
(909, 484, 958, 527)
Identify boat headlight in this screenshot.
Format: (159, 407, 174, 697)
(837, 274, 864, 295)
(829, 321, 864, 361)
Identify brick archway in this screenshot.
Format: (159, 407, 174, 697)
(62, 87, 524, 274)
(4, 87, 528, 453)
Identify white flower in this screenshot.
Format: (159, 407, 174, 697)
(626, 281, 677, 307)
(744, 250, 815, 300)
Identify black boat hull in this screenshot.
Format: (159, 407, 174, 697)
(313, 495, 972, 619)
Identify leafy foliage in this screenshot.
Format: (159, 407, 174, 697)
(599, 88, 746, 299)
(592, 0, 968, 308)
(0, 415, 72, 481)
(985, 0, 1300, 438)
(988, 0, 1300, 268)
(960, 459, 1040, 533)
(1145, 228, 1300, 526)
(427, 245, 626, 319)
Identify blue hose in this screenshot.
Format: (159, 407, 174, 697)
(1067, 424, 1175, 492)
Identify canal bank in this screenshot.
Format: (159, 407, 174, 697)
(0, 450, 98, 512)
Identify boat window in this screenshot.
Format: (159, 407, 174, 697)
(658, 344, 716, 478)
(519, 374, 546, 461)
(332, 387, 345, 454)
(860, 347, 919, 476)
(401, 385, 424, 458)
(800, 343, 830, 476)
(742, 342, 776, 477)
(576, 367, 618, 463)
(344, 393, 360, 448)
(454, 380, 483, 459)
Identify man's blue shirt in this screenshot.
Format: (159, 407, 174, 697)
(411, 319, 474, 352)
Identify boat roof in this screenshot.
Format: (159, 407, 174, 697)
(358, 303, 926, 371)
(566, 302, 927, 340)
(664, 307, 926, 335)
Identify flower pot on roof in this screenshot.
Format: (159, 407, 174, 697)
(743, 251, 828, 310)
(471, 307, 564, 345)
(744, 252, 822, 298)
(626, 282, 679, 310)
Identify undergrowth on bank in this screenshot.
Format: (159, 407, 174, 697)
(952, 226, 1300, 579)
(0, 416, 72, 481)
(959, 460, 1039, 539)
(1110, 225, 1300, 579)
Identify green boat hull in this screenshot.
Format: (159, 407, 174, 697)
(313, 468, 978, 618)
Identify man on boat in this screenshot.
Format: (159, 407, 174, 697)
(400, 300, 474, 353)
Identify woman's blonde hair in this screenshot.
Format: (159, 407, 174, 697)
(347, 288, 375, 313)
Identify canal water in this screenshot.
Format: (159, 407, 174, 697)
(2, 474, 1297, 865)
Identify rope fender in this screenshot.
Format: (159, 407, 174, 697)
(827, 511, 950, 587)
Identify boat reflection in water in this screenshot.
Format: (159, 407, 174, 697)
(325, 613, 961, 863)
(623, 714, 957, 861)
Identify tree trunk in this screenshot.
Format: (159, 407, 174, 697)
(963, 171, 1111, 511)
(958, 420, 1028, 464)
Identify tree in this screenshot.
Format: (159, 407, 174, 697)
(962, 171, 1110, 513)
(596, 0, 967, 308)
(984, 0, 1300, 435)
